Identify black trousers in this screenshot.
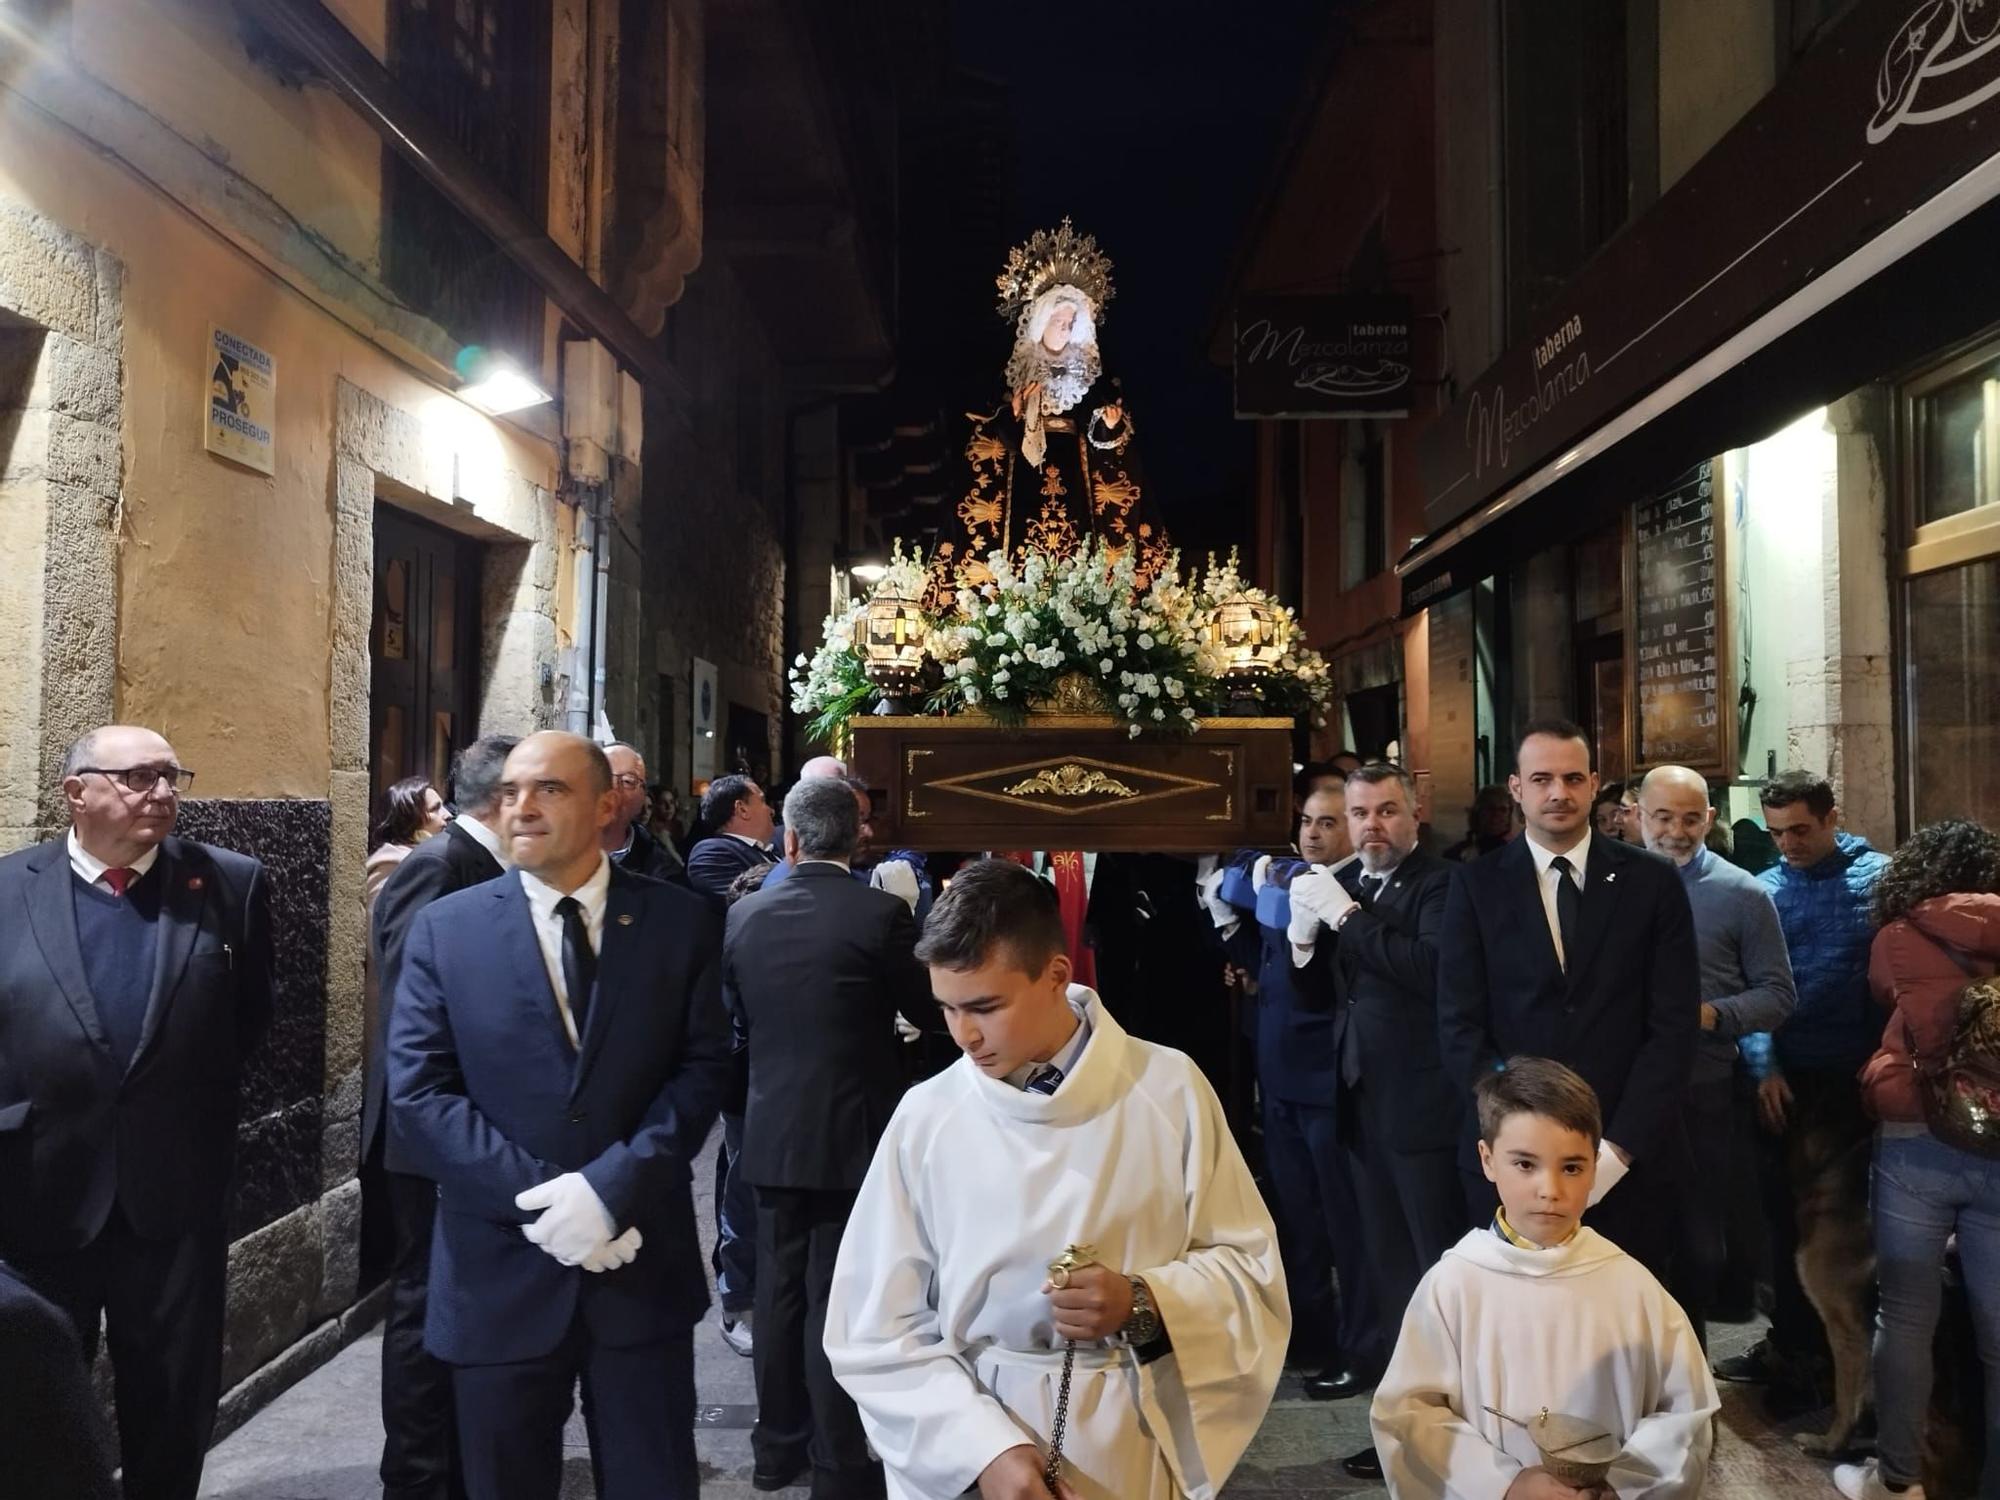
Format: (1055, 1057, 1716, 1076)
(1262, 1095, 1383, 1371)
(1340, 1085, 1466, 1348)
(713, 1110, 756, 1315)
(10, 1206, 225, 1500)
(376, 1145, 466, 1500)
(751, 1185, 882, 1496)
(1674, 1075, 1740, 1348)
(452, 1320, 696, 1500)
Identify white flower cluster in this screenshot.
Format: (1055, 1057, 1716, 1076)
(788, 596, 868, 717)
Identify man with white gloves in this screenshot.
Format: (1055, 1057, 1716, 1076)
(389, 732, 732, 1500)
(1203, 783, 1384, 1401)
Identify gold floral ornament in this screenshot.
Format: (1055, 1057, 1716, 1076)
(1005, 764, 1138, 800)
(995, 218, 1116, 324)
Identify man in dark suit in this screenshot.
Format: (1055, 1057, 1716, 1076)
(1226, 784, 1383, 1402)
(602, 743, 683, 883)
(389, 731, 731, 1500)
(1291, 762, 1461, 1482)
(366, 732, 518, 1500)
(0, 724, 273, 1500)
(685, 773, 777, 902)
(1437, 719, 1699, 1282)
(683, 770, 778, 1353)
(724, 778, 935, 1495)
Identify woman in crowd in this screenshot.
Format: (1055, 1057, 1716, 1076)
(1835, 818, 2000, 1500)
(365, 775, 446, 913)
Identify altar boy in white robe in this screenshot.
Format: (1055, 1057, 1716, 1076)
(824, 858, 1289, 1500)
(1369, 1058, 1718, 1500)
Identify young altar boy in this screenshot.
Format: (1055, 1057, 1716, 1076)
(824, 858, 1290, 1500)
(1369, 1058, 1718, 1500)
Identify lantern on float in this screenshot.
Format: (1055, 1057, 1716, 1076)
(854, 586, 928, 714)
(1208, 590, 1283, 710)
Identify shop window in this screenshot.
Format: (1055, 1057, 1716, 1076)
(1914, 351, 2000, 526)
(1902, 338, 2000, 831)
(382, 0, 550, 364)
(1907, 559, 2000, 828)
(1339, 420, 1386, 591)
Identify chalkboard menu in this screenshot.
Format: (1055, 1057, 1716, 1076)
(1633, 461, 1727, 775)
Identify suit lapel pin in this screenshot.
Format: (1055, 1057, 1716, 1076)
(617, 913, 634, 926)
(1605, 872, 1617, 884)
(187, 876, 204, 891)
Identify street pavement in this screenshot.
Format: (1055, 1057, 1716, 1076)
(200, 1125, 1846, 1498)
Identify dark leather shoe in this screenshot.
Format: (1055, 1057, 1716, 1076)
(752, 1459, 808, 1492)
(1342, 1446, 1384, 1480)
(1303, 1366, 1380, 1401)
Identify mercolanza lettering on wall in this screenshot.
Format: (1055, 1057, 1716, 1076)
(1464, 318, 1592, 481)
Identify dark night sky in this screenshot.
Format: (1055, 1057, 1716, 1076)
(946, 1, 1335, 557)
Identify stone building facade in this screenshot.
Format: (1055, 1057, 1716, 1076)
(0, 0, 905, 1435)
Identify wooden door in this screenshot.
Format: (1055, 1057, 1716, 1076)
(371, 507, 483, 805)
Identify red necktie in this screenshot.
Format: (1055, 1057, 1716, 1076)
(102, 867, 134, 897)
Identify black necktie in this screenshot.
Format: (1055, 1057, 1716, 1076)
(1359, 873, 1384, 907)
(1549, 855, 1581, 970)
(555, 895, 597, 1043)
(1026, 1063, 1064, 1096)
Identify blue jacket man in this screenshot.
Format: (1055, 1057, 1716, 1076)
(1741, 830, 1888, 1081)
(1720, 773, 1888, 1389)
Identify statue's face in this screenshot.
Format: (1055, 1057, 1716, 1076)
(1040, 301, 1078, 354)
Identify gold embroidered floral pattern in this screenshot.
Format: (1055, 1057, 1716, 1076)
(1025, 496, 1079, 561)
(1004, 764, 1138, 799)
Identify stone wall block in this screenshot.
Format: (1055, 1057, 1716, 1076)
(329, 459, 375, 772)
(0, 197, 98, 342)
(47, 412, 121, 496)
(92, 249, 124, 353)
(221, 1203, 322, 1393)
(321, 1065, 363, 1192)
(313, 1179, 363, 1321)
(48, 336, 119, 424)
(324, 767, 370, 1088)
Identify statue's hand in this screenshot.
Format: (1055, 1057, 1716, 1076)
(1012, 381, 1042, 419)
(1099, 402, 1123, 429)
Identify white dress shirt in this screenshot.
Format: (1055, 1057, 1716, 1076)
(1004, 992, 1094, 1091)
(67, 827, 160, 887)
(452, 812, 512, 871)
(1523, 827, 1592, 970)
(520, 856, 611, 1048)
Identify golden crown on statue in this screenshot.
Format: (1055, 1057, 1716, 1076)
(995, 218, 1116, 322)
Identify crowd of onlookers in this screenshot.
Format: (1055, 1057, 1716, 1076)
(1205, 729, 1998, 1499)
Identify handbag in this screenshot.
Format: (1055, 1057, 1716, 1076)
(1903, 926, 2000, 1160)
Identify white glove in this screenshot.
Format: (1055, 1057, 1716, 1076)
(579, 1226, 644, 1274)
(1586, 1139, 1631, 1207)
(870, 859, 922, 913)
(1250, 854, 1274, 892)
(1290, 868, 1357, 929)
(516, 1173, 617, 1267)
(1198, 869, 1238, 931)
(1280, 864, 1328, 944)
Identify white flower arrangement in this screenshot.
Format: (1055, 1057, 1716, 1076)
(789, 538, 1331, 743)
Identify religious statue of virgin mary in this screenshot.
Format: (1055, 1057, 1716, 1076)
(931, 220, 1168, 603)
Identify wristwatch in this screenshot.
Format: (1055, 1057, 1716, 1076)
(1121, 1275, 1163, 1347)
